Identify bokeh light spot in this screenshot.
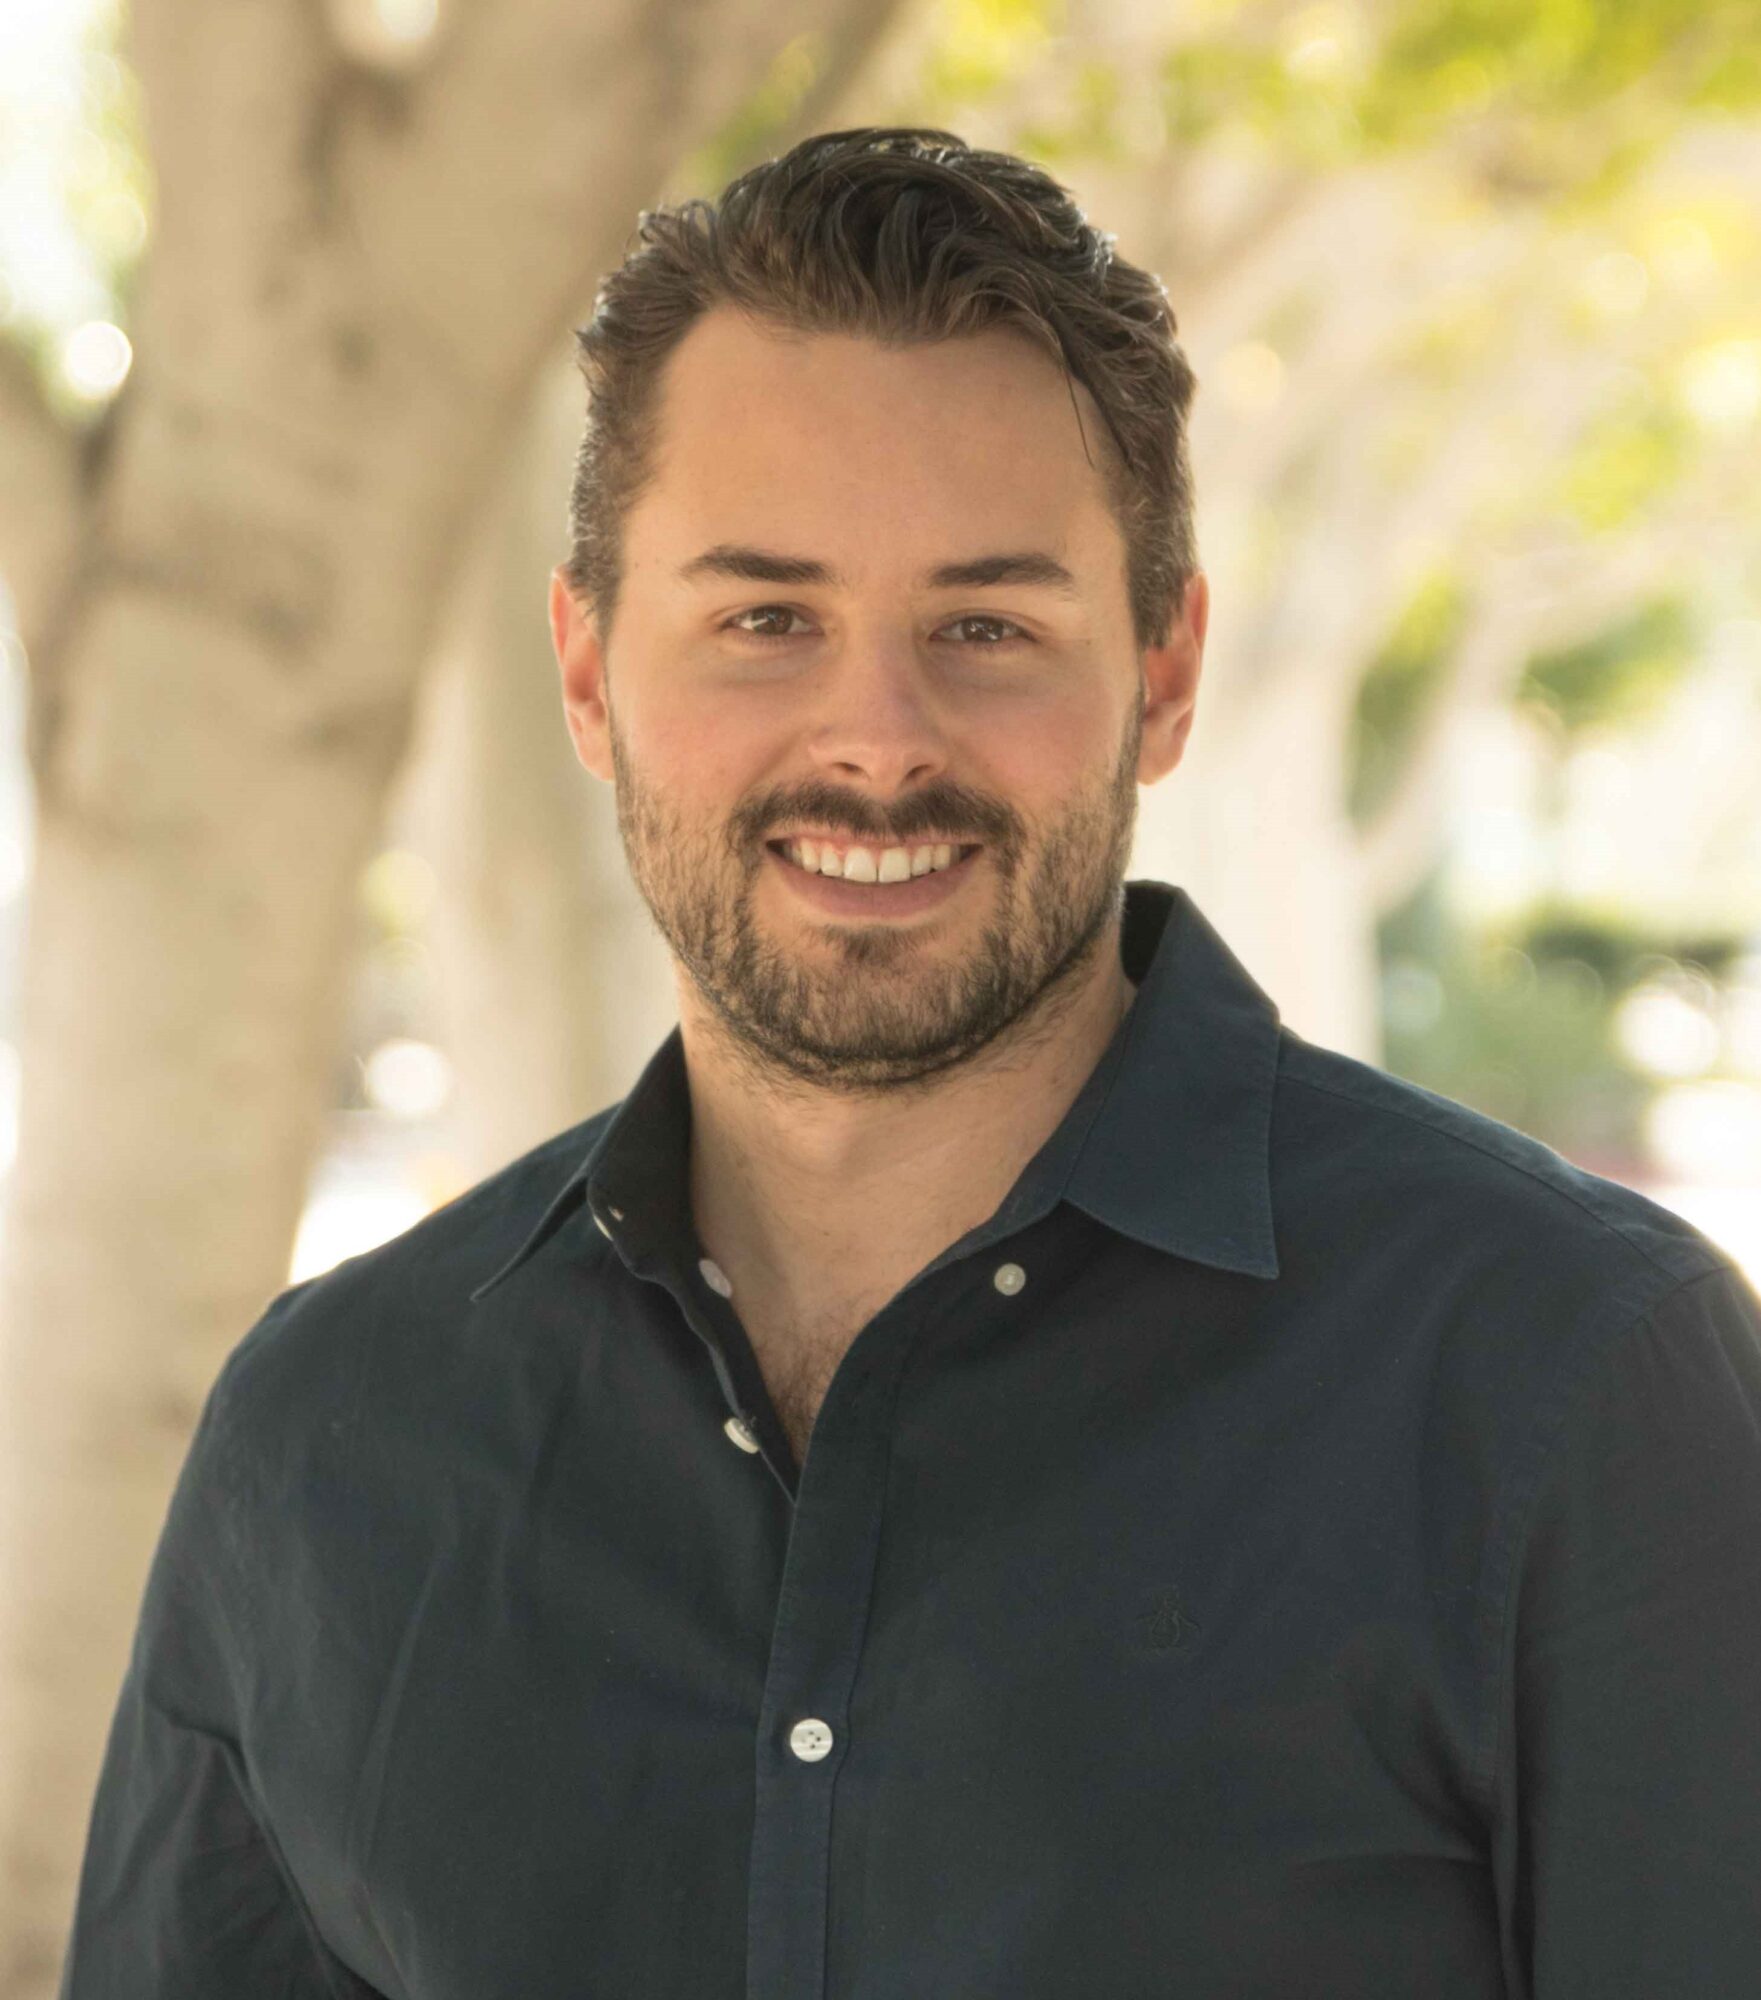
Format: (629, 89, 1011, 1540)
(58, 318, 131, 400)
(363, 1037, 453, 1119)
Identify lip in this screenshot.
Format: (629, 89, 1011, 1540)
(765, 841, 981, 919)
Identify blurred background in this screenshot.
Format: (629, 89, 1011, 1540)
(1, 0, 1758, 1987)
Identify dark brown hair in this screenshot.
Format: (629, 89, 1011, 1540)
(564, 126, 1198, 652)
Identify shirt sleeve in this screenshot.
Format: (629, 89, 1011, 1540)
(57, 1343, 366, 1998)
(1500, 1257, 1761, 1998)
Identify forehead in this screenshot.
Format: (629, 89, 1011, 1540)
(627, 305, 1122, 580)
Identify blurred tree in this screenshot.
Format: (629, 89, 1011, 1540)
(0, 0, 911, 1988)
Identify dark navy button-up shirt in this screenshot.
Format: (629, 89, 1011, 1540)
(61, 881, 1761, 1998)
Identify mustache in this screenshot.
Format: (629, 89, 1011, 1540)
(734, 786, 1015, 850)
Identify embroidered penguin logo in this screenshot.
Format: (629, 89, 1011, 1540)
(1134, 1585, 1202, 1654)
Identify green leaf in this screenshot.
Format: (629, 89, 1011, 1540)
(1518, 594, 1697, 733)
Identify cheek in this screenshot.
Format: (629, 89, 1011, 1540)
(621, 688, 754, 803)
(998, 697, 1121, 801)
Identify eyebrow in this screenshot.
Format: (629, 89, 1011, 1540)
(675, 544, 1082, 599)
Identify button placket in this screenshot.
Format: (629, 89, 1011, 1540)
(747, 1333, 905, 2000)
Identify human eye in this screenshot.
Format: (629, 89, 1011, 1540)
(942, 614, 1030, 648)
(723, 604, 811, 645)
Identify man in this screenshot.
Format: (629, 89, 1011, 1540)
(61, 128, 1761, 1998)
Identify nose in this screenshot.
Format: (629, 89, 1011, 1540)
(803, 633, 951, 794)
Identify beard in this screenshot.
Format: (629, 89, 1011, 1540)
(606, 695, 1142, 1096)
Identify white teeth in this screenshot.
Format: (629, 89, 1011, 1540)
(781, 837, 968, 878)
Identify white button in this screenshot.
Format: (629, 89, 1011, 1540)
(993, 1261, 1026, 1295)
(699, 1257, 733, 1297)
(609, 1205, 624, 1221)
(789, 1717, 834, 1762)
(723, 1414, 760, 1454)
(593, 1211, 613, 1239)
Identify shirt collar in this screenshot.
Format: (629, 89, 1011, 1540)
(468, 879, 1281, 1302)
(1049, 880, 1281, 1276)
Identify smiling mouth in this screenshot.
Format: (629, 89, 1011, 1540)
(765, 838, 983, 881)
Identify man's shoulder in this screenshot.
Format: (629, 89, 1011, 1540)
(1272, 1031, 1727, 1304)
(210, 1104, 621, 1433)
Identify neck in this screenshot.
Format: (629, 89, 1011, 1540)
(682, 924, 1136, 1313)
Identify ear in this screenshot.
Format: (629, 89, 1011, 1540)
(550, 566, 614, 782)
(1136, 571, 1208, 787)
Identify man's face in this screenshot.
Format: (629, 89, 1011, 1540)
(553, 305, 1204, 1092)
